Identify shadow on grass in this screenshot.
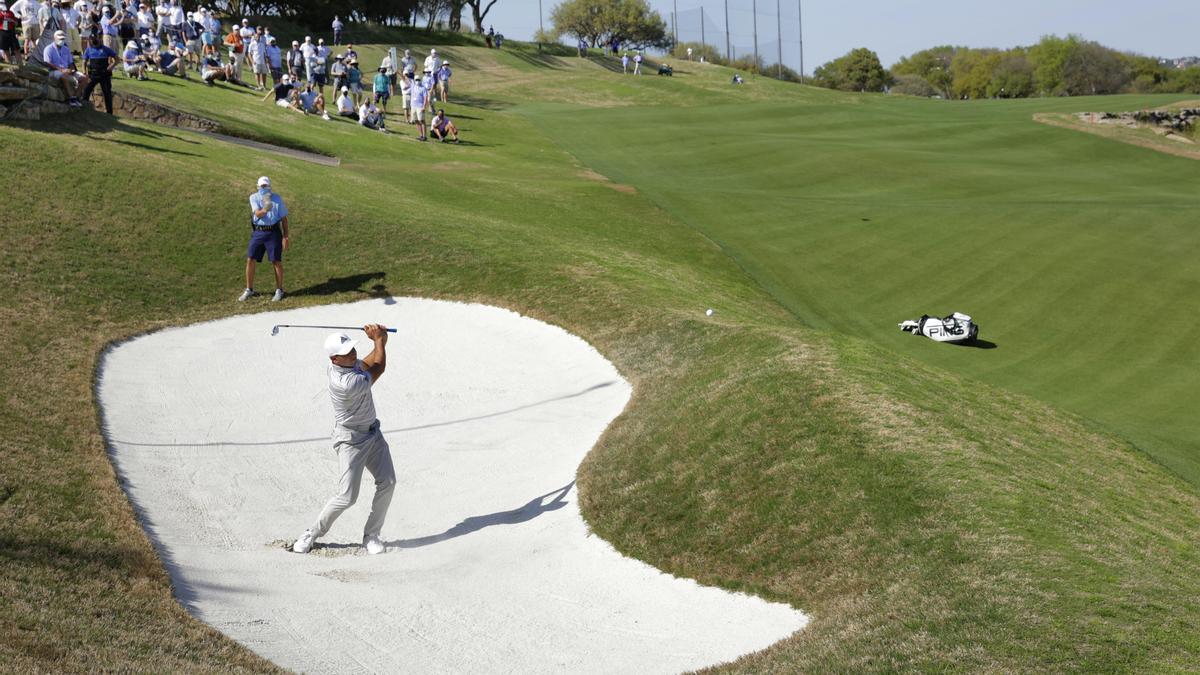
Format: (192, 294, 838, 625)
(957, 339, 998, 350)
(453, 93, 508, 111)
(22, 110, 203, 155)
(289, 271, 391, 298)
(506, 49, 570, 70)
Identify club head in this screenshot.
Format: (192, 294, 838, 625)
(270, 325, 280, 336)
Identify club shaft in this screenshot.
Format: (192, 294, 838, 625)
(275, 325, 398, 333)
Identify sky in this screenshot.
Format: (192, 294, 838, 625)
(478, 0, 1197, 73)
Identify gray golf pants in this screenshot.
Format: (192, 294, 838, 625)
(312, 422, 396, 539)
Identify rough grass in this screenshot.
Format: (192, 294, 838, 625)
(2, 35, 1200, 672)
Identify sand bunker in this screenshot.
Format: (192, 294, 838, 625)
(98, 298, 806, 673)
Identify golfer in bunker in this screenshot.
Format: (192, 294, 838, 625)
(293, 324, 396, 555)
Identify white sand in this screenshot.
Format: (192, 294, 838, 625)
(97, 298, 807, 673)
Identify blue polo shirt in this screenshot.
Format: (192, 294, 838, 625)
(43, 43, 74, 70)
(249, 191, 288, 227)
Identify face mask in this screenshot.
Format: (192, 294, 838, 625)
(55, 38, 65, 45)
(258, 187, 270, 197)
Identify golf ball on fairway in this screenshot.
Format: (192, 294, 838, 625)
(705, 308, 714, 317)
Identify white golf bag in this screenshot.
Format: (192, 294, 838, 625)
(899, 312, 979, 344)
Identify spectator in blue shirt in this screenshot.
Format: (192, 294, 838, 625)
(239, 175, 291, 302)
(436, 61, 450, 103)
(81, 35, 116, 113)
(43, 29, 83, 106)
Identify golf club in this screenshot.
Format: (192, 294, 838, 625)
(270, 324, 399, 336)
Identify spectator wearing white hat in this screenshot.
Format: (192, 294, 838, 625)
(285, 37, 302, 79)
(436, 60, 450, 102)
(44, 29, 84, 105)
(398, 68, 412, 122)
(299, 33, 314, 79)
(237, 16, 252, 44)
(8, 0, 39, 57)
(422, 47, 438, 76)
(240, 175, 290, 302)
(263, 71, 297, 108)
(334, 84, 355, 118)
(398, 47, 414, 76)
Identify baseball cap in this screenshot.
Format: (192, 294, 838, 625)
(341, 85, 348, 92)
(430, 48, 436, 54)
(324, 332, 356, 357)
(257, 175, 271, 187)
(54, 29, 66, 38)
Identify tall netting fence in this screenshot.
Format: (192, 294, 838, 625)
(670, 1, 804, 79)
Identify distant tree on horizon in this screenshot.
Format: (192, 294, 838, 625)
(549, 0, 670, 50)
(813, 47, 891, 92)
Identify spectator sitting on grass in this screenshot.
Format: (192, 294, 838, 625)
(263, 72, 298, 109)
(334, 84, 356, 118)
(122, 31, 147, 78)
(297, 82, 330, 120)
(155, 32, 187, 78)
(372, 65, 389, 113)
(200, 43, 230, 84)
(357, 98, 386, 132)
(44, 29, 85, 106)
(731, 72, 743, 84)
(429, 109, 459, 143)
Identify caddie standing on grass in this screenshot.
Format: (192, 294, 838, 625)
(239, 175, 289, 302)
(293, 325, 397, 556)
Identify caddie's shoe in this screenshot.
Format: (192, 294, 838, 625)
(237, 288, 256, 301)
(362, 534, 386, 555)
(293, 529, 316, 554)
(271, 288, 285, 302)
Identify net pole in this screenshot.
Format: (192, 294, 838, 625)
(776, 0, 782, 78)
(724, 0, 731, 61)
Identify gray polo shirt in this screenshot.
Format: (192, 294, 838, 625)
(328, 360, 376, 432)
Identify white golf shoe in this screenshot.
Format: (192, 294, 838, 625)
(237, 288, 256, 301)
(271, 288, 285, 302)
(293, 529, 316, 554)
(362, 534, 386, 555)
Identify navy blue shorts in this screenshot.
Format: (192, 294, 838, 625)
(247, 228, 283, 262)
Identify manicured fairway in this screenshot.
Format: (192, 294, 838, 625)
(527, 91, 1200, 486)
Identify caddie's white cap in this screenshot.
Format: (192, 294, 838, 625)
(257, 175, 271, 187)
(324, 332, 356, 357)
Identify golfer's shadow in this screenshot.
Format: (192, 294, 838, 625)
(390, 480, 575, 549)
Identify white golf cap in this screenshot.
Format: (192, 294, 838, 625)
(430, 48, 436, 54)
(256, 175, 271, 187)
(54, 29, 66, 38)
(324, 332, 356, 357)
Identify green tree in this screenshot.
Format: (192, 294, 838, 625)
(950, 48, 999, 99)
(892, 45, 956, 97)
(1062, 40, 1128, 95)
(814, 47, 891, 92)
(890, 73, 937, 97)
(988, 51, 1035, 98)
(1028, 34, 1082, 95)
(550, 0, 669, 49)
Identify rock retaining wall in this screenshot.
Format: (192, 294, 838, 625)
(0, 63, 217, 131)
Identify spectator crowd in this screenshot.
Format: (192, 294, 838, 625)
(0, 2, 462, 141)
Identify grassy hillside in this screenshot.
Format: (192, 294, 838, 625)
(2, 37, 1199, 671)
(527, 91, 1200, 489)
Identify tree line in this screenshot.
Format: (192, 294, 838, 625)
(812, 35, 1200, 98)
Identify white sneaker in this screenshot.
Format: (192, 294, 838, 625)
(271, 288, 285, 302)
(293, 529, 316, 554)
(237, 288, 256, 301)
(322, 112, 331, 120)
(362, 534, 386, 555)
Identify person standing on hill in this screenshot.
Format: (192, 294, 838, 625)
(80, 34, 115, 112)
(292, 325, 396, 556)
(409, 71, 428, 141)
(621, 51, 628, 74)
(633, 50, 642, 74)
(239, 175, 290, 303)
(423, 47, 438, 76)
(330, 14, 342, 45)
(0, 2, 21, 64)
